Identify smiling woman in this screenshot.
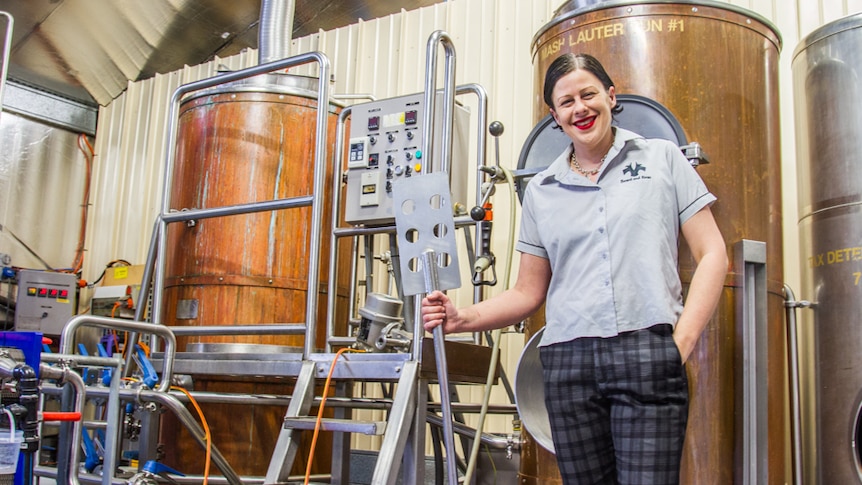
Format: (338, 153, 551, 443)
(530, 2, 785, 484)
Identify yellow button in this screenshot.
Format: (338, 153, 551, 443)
(414, 163, 422, 173)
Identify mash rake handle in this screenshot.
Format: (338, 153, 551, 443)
(422, 250, 458, 485)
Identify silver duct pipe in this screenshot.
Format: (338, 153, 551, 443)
(0, 12, 12, 116)
(258, 0, 296, 65)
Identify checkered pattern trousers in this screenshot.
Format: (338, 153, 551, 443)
(539, 324, 689, 485)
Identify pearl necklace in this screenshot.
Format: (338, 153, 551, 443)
(570, 132, 616, 177)
(570, 150, 607, 176)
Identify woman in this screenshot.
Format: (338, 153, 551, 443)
(421, 53, 728, 484)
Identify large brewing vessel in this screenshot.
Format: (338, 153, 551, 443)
(160, 74, 348, 476)
(525, 1, 785, 483)
(793, 13, 862, 484)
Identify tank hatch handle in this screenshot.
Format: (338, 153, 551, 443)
(681, 141, 709, 168)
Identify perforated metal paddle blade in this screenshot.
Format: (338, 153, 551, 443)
(391, 171, 461, 296)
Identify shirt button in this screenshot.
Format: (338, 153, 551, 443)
(598, 227, 605, 234)
(605, 280, 610, 286)
(602, 253, 608, 260)
(599, 207, 604, 213)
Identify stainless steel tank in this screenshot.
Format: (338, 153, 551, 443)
(524, 1, 786, 483)
(793, 13, 862, 484)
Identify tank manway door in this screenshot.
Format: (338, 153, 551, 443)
(513, 94, 707, 202)
(344, 92, 470, 225)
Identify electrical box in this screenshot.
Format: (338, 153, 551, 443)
(91, 285, 136, 319)
(14, 270, 78, 335)
(344, 92, 471, 225)
(92, 264, 145, 319)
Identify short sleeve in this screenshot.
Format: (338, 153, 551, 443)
(669, 143, 716, 224)
(515, 181, 549, 259)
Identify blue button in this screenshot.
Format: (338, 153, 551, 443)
(415, 150, 423, 159)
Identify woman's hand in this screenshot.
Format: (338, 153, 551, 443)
(672, 332, 693, 364)
(421, 290, 461, 334)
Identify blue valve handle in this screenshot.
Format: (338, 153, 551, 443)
(96, 343, 114, 385)
(141, 460, 185, 476)
(81, 429, 101, 473)
(77, 343, 92, 383)
(133, 345, 159, 389)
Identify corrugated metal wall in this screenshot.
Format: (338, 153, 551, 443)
(66, 0, 862, 462)
(0, 113, 89, 270)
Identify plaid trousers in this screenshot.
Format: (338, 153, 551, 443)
(539, 324, 689, 485)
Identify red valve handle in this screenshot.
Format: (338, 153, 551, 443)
(41, 412, 81, 422)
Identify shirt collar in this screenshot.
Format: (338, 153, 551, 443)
(545, 127, 644, 184)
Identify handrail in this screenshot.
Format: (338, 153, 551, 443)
(59, 315, 177, 393)
(421, 31, 456, 178)
(39, 364, 86, 485)
(326, 106, 352, 353)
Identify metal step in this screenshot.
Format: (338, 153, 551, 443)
(283, 417, 387, 435)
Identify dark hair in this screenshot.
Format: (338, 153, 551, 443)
(543, 53, 623, 115)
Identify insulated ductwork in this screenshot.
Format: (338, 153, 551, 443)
(258, 0, 296, 65)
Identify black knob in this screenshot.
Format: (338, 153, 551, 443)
(489, 121, 504, 137)
(470, 206, 486, 221)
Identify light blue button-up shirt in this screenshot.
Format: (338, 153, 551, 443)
(516, 128, 716, 347)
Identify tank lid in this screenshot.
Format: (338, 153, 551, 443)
(180, 72, 344, 108)
(793, 12, 862, 62)
(534, 0, 782, 51)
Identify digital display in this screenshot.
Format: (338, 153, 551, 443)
(404, 110, 418, 125)
(368, 116, 380, 131)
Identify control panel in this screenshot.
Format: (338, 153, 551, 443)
(344, 92, 470, 225)
(15, 270, 78, 335)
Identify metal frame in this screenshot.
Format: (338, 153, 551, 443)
(734, 239, 769, 485)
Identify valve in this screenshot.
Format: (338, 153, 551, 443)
(355, 293, 410, 352)
(128, 460, 185, 485)
(132, 345, 159, 389)
(470, 121, 505, 287)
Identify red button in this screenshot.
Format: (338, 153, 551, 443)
(38, 288, 48, 297)
(59, 290, 69, 298)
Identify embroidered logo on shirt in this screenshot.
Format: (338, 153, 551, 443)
(623, 162, 646, 177)
(620, 161, 650, 183)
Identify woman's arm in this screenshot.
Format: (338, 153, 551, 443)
(675, 206, 728, 362)
(422, 252, 551, 334)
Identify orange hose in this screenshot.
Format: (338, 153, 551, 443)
(172, 386, 211, 485)
(304, 348, 363, 484)
(69, 134, 94, 274)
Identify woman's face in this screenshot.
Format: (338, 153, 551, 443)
(549, 68, 616, 151)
